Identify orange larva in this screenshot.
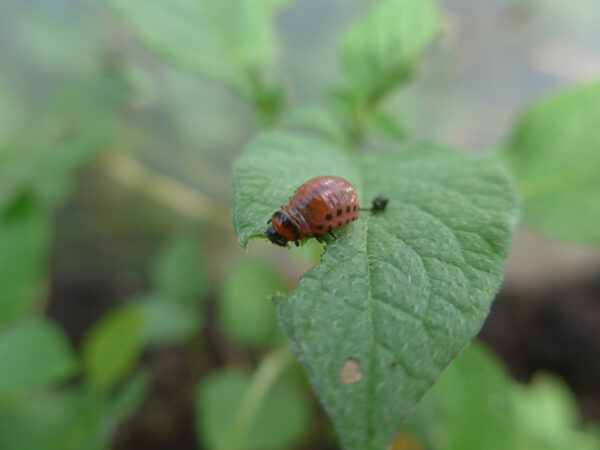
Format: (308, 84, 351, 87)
(266, 176, 392, 248)
(266, 176, 358, 247)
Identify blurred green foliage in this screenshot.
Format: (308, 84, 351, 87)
(502, 81, 600, 244)
(0, 197, 50, 323)
(405, 342, 600, 450)
(219, 258, 288, 348)
(0, 316, 78, 397)
(0, 0, 599, 449)
(196, 360, 311, 450)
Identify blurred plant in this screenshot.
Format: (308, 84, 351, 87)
(1, 0, 599, 449)
(402, 342, 600, 450)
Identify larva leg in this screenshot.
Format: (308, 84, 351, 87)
(314, 234, 323, 243)
(328, 230, 338, 240)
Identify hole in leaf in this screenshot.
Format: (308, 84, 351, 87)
(338, 358, 363, 384)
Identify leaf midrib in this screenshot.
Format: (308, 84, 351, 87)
(361, 215, 377, 447)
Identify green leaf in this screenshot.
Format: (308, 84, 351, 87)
(82, 305, 145, 392)
(338, 0, 440, 104)
(0, 196, 51, 324)
(0, 389, 84, 450)
(233, 133, 359, 246)
(151, 233, 209, 305)
(106, 0, 289, 99)
(0, 77, 128, 210)
(232, 131, 517, 449)
(0, 75, 25, 144)
(435, 342, 514, 450)
(218, 258, 287, 348)
(367, 109, 407, 141)
(512, 374, 600, 450)
(280, 105, 348, 145)
(138, 294, 200, 346)
(196, 368, 311, 450)
(405, 341, 514, 450)
(0, 385, 128, 450)
(105, 371, 151, 420)
(502, 81, 600, 244)
(0, 316, 78, 397)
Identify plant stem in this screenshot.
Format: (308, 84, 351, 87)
(225, 346, 296, 450)
(97, 151, 231, 230)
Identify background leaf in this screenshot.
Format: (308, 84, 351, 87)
(196, 369, 311, 450)
(338, 0, 440, 105)
(404, 341, 514, 450)
(501, 81, 600, 244)
(106, 0, 289, 100)
(218, 258, 288, 348)
(0, 197, 50, 324)
(82, 305, 145, 392)
(512, 374, 600, 450)
(0, 316, 78, 397)
(137, 295, 200, 347)
(0, 77, 128, 210)
(105, 371, 151, 420)
(232, 131, 517, 449)
(0, 378, 150, 450)
(151, 233, 209, 306)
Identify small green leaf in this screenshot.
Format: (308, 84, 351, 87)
(138, 294, 200, 346)
(0, 389, 83, 450)
(338, 0, 440, 104)
(367, 109, 407, 141)
(232, 131, 517, 449)
(151, 233, 209, 305)
(0, 316, 78, 397)
(106, 0, 289, 99)
(0, 386, 121, 450)
(219, 258, 287, 348)
(196, 369, 311, 450)
(502, 81, 600, 244)
(105, 371, 151, 420)
(82, 305, 145, 392)
(0, 196, 51, 324)
(513, 374, 600, 450)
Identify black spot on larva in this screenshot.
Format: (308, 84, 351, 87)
(353, 205, 357, 211)
(317, 225, 323, 230)
(338, 221, 342, 226)
(337, 209, 342, 216)
(326, 214, 332, 220)
(346, 206, 351, 213)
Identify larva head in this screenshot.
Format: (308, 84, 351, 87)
(267, 211, 298, 247)
(266, 226, 288, 247)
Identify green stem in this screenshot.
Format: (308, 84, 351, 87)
(96, 151, 231, 230)
(225, 346, 295, 450)
(247, 70, 284, 128)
